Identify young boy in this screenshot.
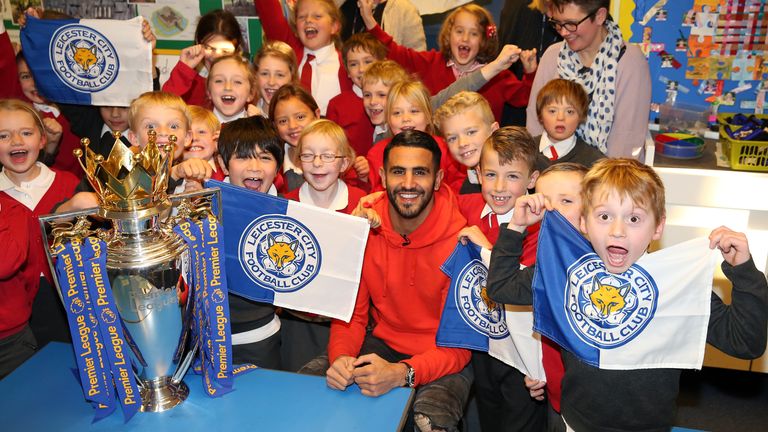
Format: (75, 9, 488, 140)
(456, 126, 546, 432)
(57, 91, 209, 212)
(488, 158, 768, 431)
(534, 79, 604, 167)
(434, 91, 498, 195)
(213, 115, 285, 368)
(185, 106, 225, 181)
(326, 33, 387, 158)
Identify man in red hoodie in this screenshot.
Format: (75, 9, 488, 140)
(325, 130, 471, 432)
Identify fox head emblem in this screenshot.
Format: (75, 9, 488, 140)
(589, 277, 630, 319)
(480, 286, 496, 311)
(266, 234, 298, 271)
(69, 44, 98, 73)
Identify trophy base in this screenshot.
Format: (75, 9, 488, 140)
(139, 378, 189, 412)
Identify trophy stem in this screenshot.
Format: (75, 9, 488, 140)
(138, 377, 189, 412)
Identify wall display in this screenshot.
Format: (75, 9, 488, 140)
(631, 0, 768, 117)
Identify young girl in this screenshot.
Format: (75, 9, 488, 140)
(359, 2, 538, 122)
(184, 106, 225, 181)
(281, 119, 367, 371)
(269, 84, 369, 193)
(253, 41, 298, 118)
(162, 9, 245, 107)
(206, 54, 257, 123)
(255, 0, 352, 115)
(365, 80, 465, 193)
(0, 99, 79, 349)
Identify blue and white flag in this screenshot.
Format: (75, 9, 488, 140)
(437, 242, 545, 380)
(533, 211, 718, 370)
(210, 180, 369, 322)
(21, 16, 152, 106)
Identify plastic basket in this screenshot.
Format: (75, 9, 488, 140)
(717, 114, 768, 172)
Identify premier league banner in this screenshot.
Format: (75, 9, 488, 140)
(533, 211, 717, 370)
(210, 180, 369, 322)
(437, 242, 545, 380)
(20, 16, 152, 106)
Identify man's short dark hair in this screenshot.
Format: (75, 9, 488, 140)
(218, 116, 284, 169)
(383, 130, 441, 171)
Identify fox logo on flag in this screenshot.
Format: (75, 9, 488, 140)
(437, 242, 545, 380)
(21, 16, 152, 106)
(210, 180, 369, 322)
(533, 211, 718, 370)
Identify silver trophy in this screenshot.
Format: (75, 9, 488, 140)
(41, 131, 219, 412)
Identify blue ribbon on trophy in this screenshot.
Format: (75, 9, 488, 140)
(54, 238, 122, 420)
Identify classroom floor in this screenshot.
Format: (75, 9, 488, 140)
(675, 367, 768, 431)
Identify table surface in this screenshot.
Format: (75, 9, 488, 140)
(0, 343, 413, 432)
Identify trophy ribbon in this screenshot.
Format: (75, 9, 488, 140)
(80, 236, 143, 420)
(53, 238, 116, 419)
(173, 214, 235, 396)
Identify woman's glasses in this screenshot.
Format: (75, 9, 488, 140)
(547, 10, 597, 33)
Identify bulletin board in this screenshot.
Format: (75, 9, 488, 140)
(629, 0, 768, 117)
(1, 0, 263, 55)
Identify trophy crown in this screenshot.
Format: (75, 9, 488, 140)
(74, 130, 175, 212)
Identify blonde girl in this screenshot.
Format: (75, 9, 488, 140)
(253, 41, 298, 117)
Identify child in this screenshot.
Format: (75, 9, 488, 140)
(185, 106, 225, 182)
(284, 119, 367, 213)
(253, 41, 298, 117)
(0, 194, 41, 378)
(434, 91, 498, 195)
(255, 0, 353, 115)
(365, 79, 464, 192)
(487, 158, 768, 431)
(0, 98, 79, 348)
(206, 54, 257, 123)
(326, 33, 388, 158)
(57, 92, 208, 213)
(269, 84, 369, 193)
(162, 9, 245, 107)
(361, 60, 410, 147)
(280, 119, 368, 371)
(359, 2, 537, 121)
(521, 162, 589, 432)
(456, 126, 545, 432)
(215, 115, 285, 368)
(534, 79, 604, 166)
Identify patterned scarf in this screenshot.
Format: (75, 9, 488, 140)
(557, 20, 623, 154)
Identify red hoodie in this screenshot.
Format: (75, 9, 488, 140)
(329, 186, 471, 386)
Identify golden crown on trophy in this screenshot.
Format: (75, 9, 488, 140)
(74, 130, 177, 212)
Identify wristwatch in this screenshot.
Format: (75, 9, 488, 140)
(402, 362, 415, 388)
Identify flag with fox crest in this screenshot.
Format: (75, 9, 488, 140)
(533, 211, 718, 370)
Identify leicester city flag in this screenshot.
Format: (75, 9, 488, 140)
(20, 16, 152, 106)
(533, 211, 718, 370)
(210, 180, 369, 322)
(437, 242, 545, 379)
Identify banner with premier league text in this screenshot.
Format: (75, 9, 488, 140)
(533, 211, 717, 370)
(437, 242, 545, 380)
(20, 16, 152, 106)
(209, 180, 369, 322)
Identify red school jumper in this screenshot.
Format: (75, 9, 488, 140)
(368, 25, 534, 122)
(326, 90, 374, 158)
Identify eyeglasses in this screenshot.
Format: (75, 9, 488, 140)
(547, 10, 597, 33)
(299, 153, 345, 163)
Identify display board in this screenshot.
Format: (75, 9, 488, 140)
(629, 0, 768, 116)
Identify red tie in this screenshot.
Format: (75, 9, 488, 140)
(487, 212, 498, 229)
(549, 146, 559, 161)
(485, 212, 500, 244)
(300, 54, 315, 92)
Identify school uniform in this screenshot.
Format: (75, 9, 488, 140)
(536, 132, 605, 168)
(326, 87, 374, 157)
(254, 0, 353, 115)
(162, 62, 208, 107)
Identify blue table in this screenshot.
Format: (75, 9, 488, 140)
(0, 343, 413, 431)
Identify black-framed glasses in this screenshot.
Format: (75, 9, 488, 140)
(547, 10, 597, 32)
(299, 153, 345, 163)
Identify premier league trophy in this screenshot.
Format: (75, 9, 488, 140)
(40, 131, 223, 414)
